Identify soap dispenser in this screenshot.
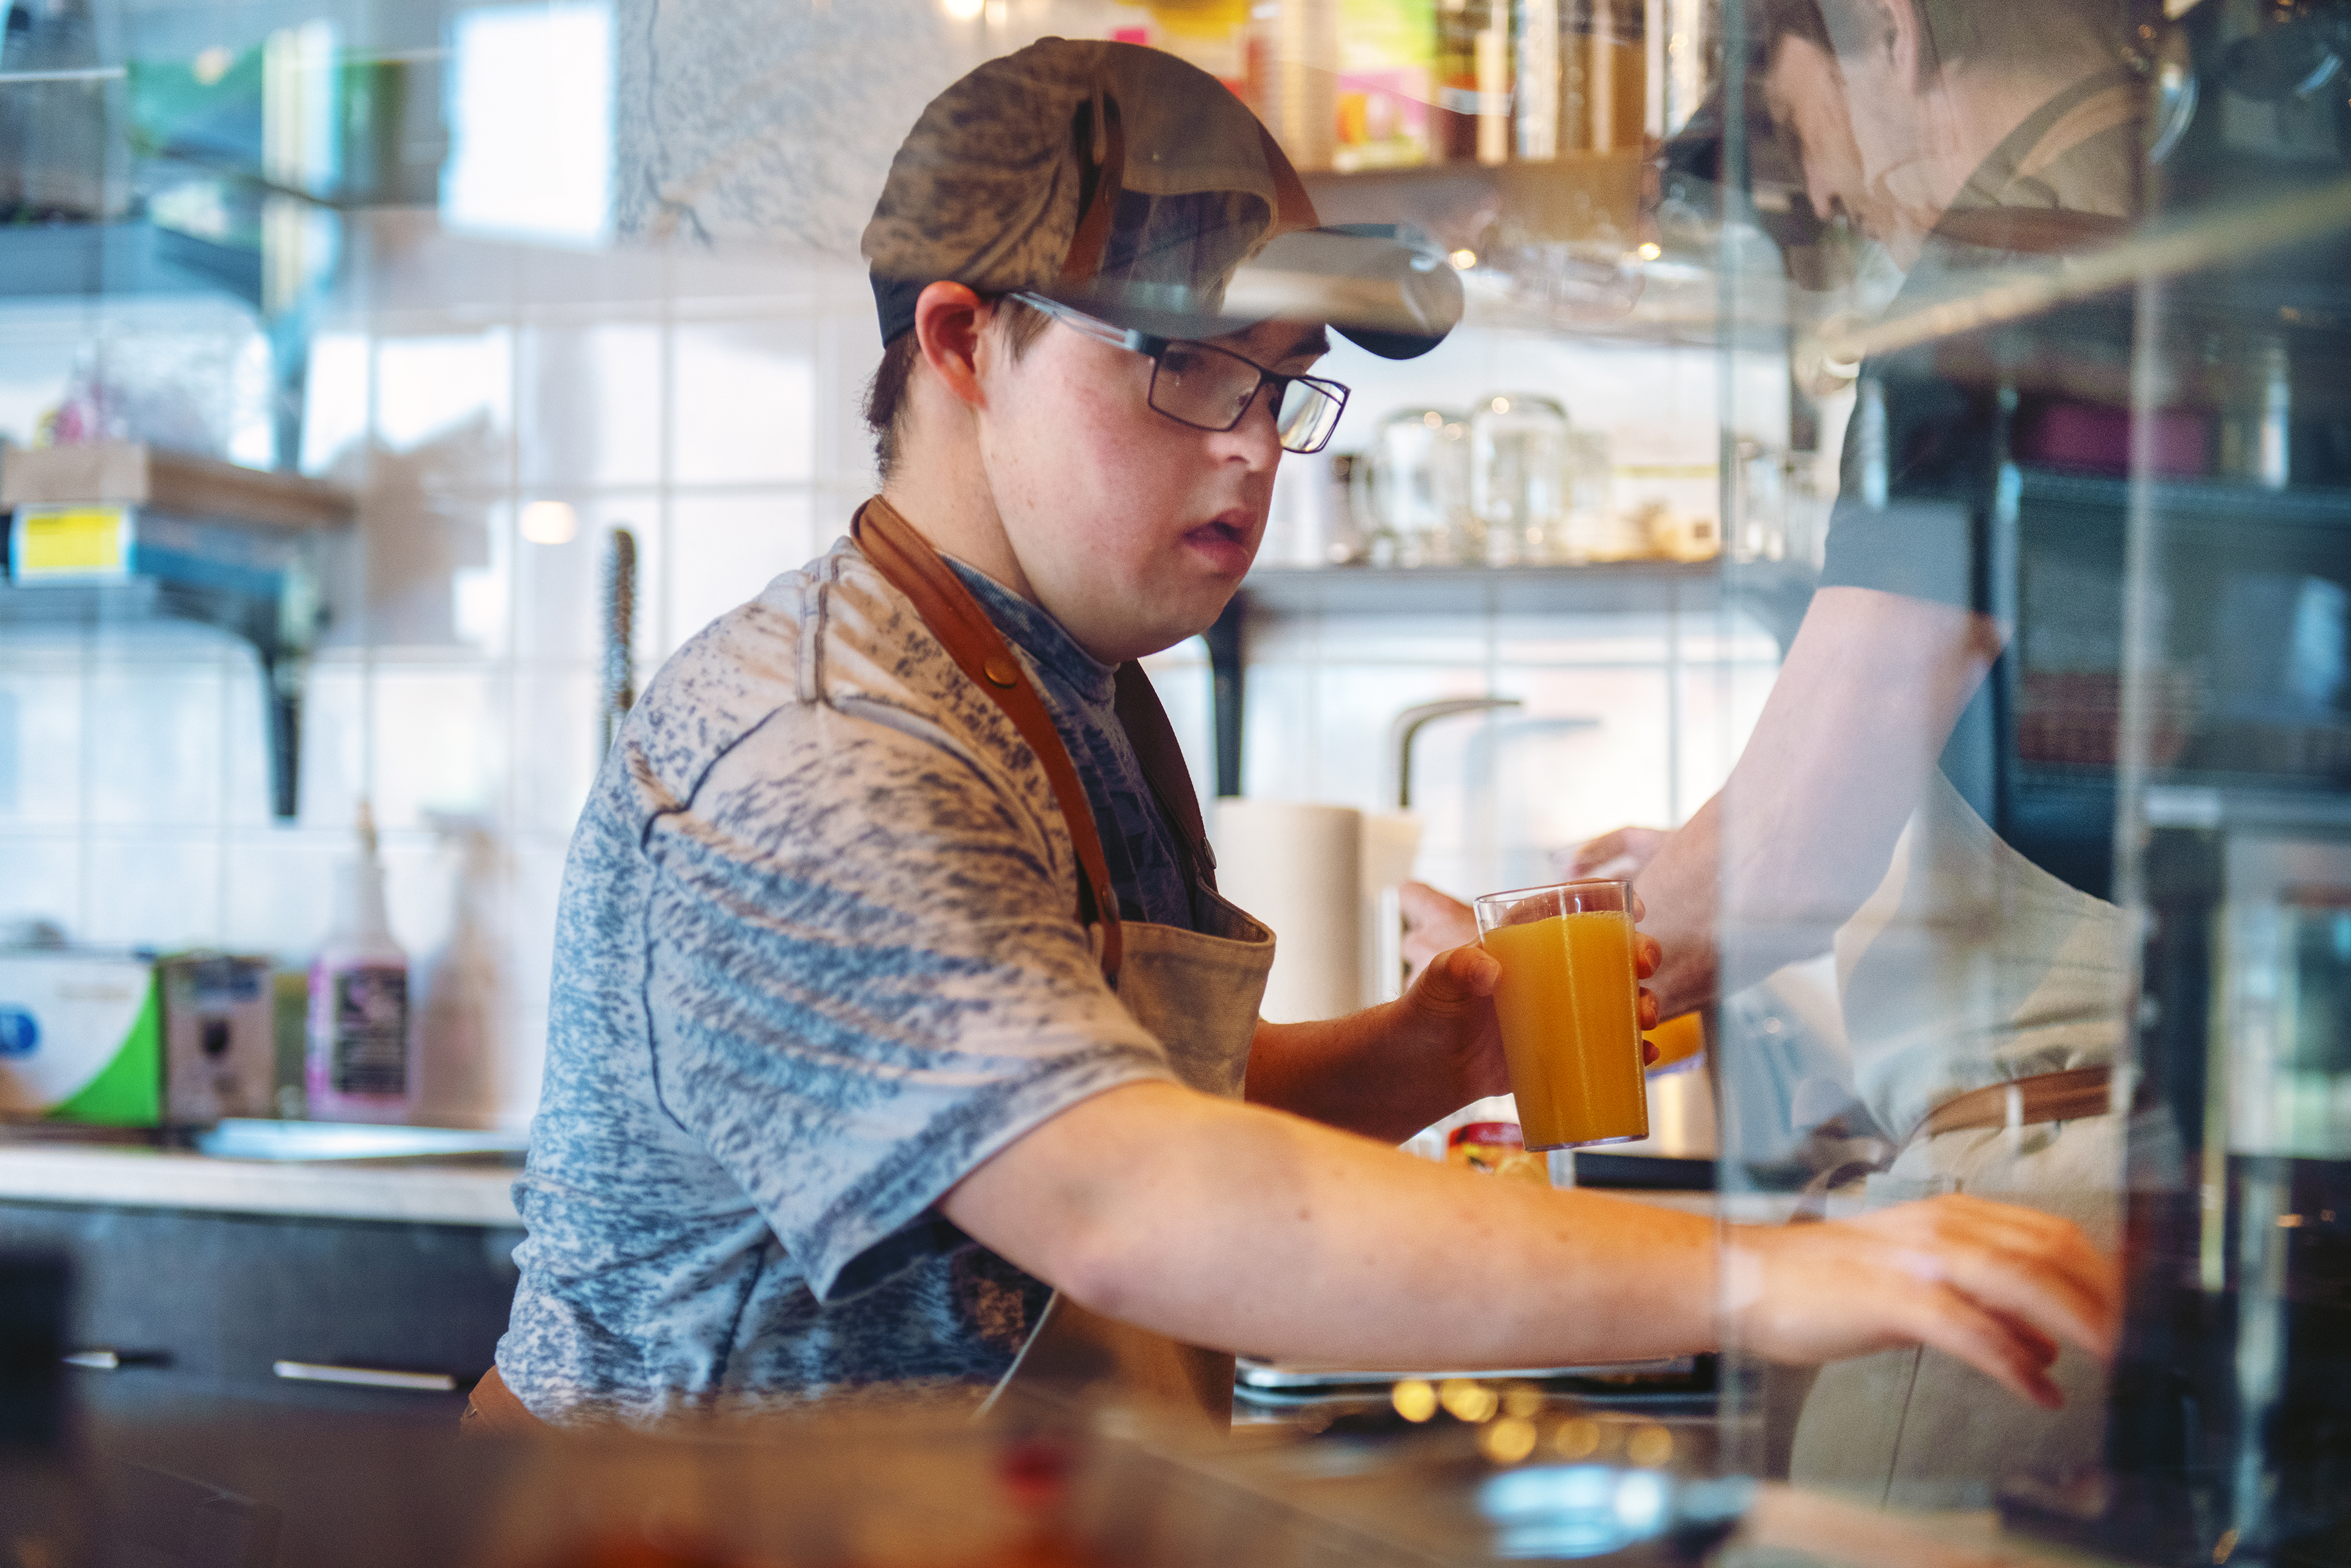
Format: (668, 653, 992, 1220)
(305, 800, 413, 1122)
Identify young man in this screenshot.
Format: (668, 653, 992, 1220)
(480, 37, 2115, 1433)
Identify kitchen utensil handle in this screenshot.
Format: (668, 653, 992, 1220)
(270, 1359, 470, 1392)
(62, 1348, 172, 1370)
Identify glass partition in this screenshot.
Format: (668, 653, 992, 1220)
(1706, 0, 2351, 1557)
(5, 0, 2347, 1553)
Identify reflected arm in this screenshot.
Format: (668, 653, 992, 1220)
(1636, 585, 2003, 1018)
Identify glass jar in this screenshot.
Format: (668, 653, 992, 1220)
(1469, 393, 1570, 566)
(1352, 407, 1474, 567)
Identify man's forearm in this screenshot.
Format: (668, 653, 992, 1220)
(944, 1080, 2117, 1401)
(952, 1082, 1721, 1369)
(1630, 794, 1723, 1021)
(1632, 587, 2005, 1012)
(1244, 1007, 1498, 1145)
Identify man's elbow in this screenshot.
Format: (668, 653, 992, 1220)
(938, 1081, 1203, 1318)
(1038, 1222, 1160, 1322)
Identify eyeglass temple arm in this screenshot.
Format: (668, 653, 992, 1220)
(1009, 291, 1155, 354)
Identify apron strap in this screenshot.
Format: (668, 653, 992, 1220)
(1112, 662, 1219, 896)
(1934, 68, 2141, 254)
(852, 497, 1125, 987)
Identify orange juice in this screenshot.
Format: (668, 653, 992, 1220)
(1480, 910, 1648, 1149)
(1647, 1010, 1707, 1070)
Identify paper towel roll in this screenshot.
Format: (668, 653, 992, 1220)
(1213, 800, 1362, 1024)
(1359, 812, 1423, 1007)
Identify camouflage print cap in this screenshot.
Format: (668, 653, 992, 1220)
(861, 38, 1460, 360)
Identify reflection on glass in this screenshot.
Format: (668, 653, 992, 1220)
(442, 0, 614, 248)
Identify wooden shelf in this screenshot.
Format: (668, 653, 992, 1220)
(1, 442, 353, 532)
(1240, 559, 1725, 617)
(1238, 558, 1819, 648)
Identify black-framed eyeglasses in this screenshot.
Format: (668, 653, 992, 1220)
(1010, 291, 1351, 455)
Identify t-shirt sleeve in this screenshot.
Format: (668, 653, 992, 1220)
(1818, 352, 2005, 612)
(1817, 492, 1981, 609)
(638, 698, 1175, 1303)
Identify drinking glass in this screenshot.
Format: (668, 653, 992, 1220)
(1472, 879, 1648, 1149)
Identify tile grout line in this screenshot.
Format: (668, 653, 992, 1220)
(75, 617, 93, 944)
(218, 642, 234, 944)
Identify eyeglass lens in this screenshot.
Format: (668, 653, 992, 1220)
(1151, 342, 1343, 453)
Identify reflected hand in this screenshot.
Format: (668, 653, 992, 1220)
(1398, 882, 1478, 975)
(1564, 826, 1672, 881)
(1724, 1194, 2121, 1409)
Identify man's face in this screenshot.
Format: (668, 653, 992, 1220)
(1762, 37, 1878, 238)
(974, 310, 1327, 664)
(1764, 30, 1948, 265)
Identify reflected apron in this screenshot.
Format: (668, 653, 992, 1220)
(1790, 771, 2128, 1507)
(853, 498, 1273, 1433)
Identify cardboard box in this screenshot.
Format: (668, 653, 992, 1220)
(0, 950, 163, 1125)
(159, 955, 277, 1125)
(0, 951, 278, 1126)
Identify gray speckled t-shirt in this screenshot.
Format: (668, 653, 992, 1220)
(496, 535, 1187, 1427)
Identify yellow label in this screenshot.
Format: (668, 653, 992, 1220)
(15, 505, 132, 576)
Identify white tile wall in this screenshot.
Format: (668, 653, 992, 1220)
(1236, 601, 1778, 906)
(1, 214, 1780, 1131)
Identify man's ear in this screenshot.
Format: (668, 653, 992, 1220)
(912, 281, 990, 411)
(1869, 0, 1925, 86)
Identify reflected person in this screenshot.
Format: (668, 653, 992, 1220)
(1406, 0, 2147, 1509)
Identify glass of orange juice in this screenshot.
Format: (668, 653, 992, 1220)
(1472, 879, 1648, 1149)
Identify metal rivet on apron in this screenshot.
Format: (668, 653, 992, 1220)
(983, 656, 1019, 688)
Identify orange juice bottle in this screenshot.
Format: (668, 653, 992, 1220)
(1480, 908, 1648, 1149)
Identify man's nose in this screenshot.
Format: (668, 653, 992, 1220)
(1212, 385, 1285, 468)
(1802, 162, 1846, 229)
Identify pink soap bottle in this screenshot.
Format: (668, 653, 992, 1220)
(305, 801, 413, 1122)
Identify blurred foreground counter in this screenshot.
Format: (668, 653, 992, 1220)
(0, 1144, 2154, 1568)
(0, 1134, 521, 1226)
(51, 1392, 2164, 1568)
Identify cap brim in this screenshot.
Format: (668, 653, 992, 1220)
(1228, 226, 1465, 360)
(1040, 226, 1462, 360)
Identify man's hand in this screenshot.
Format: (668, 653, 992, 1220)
(1259, 899, 1662, 1139)
(1393, 941, 1512, 1103)
(1726, 1194, 2120, 1407)
(1390, 923, 1664, 1102)
(1399, 882, 1478, 974)
(1563, 826, 1671, 881)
